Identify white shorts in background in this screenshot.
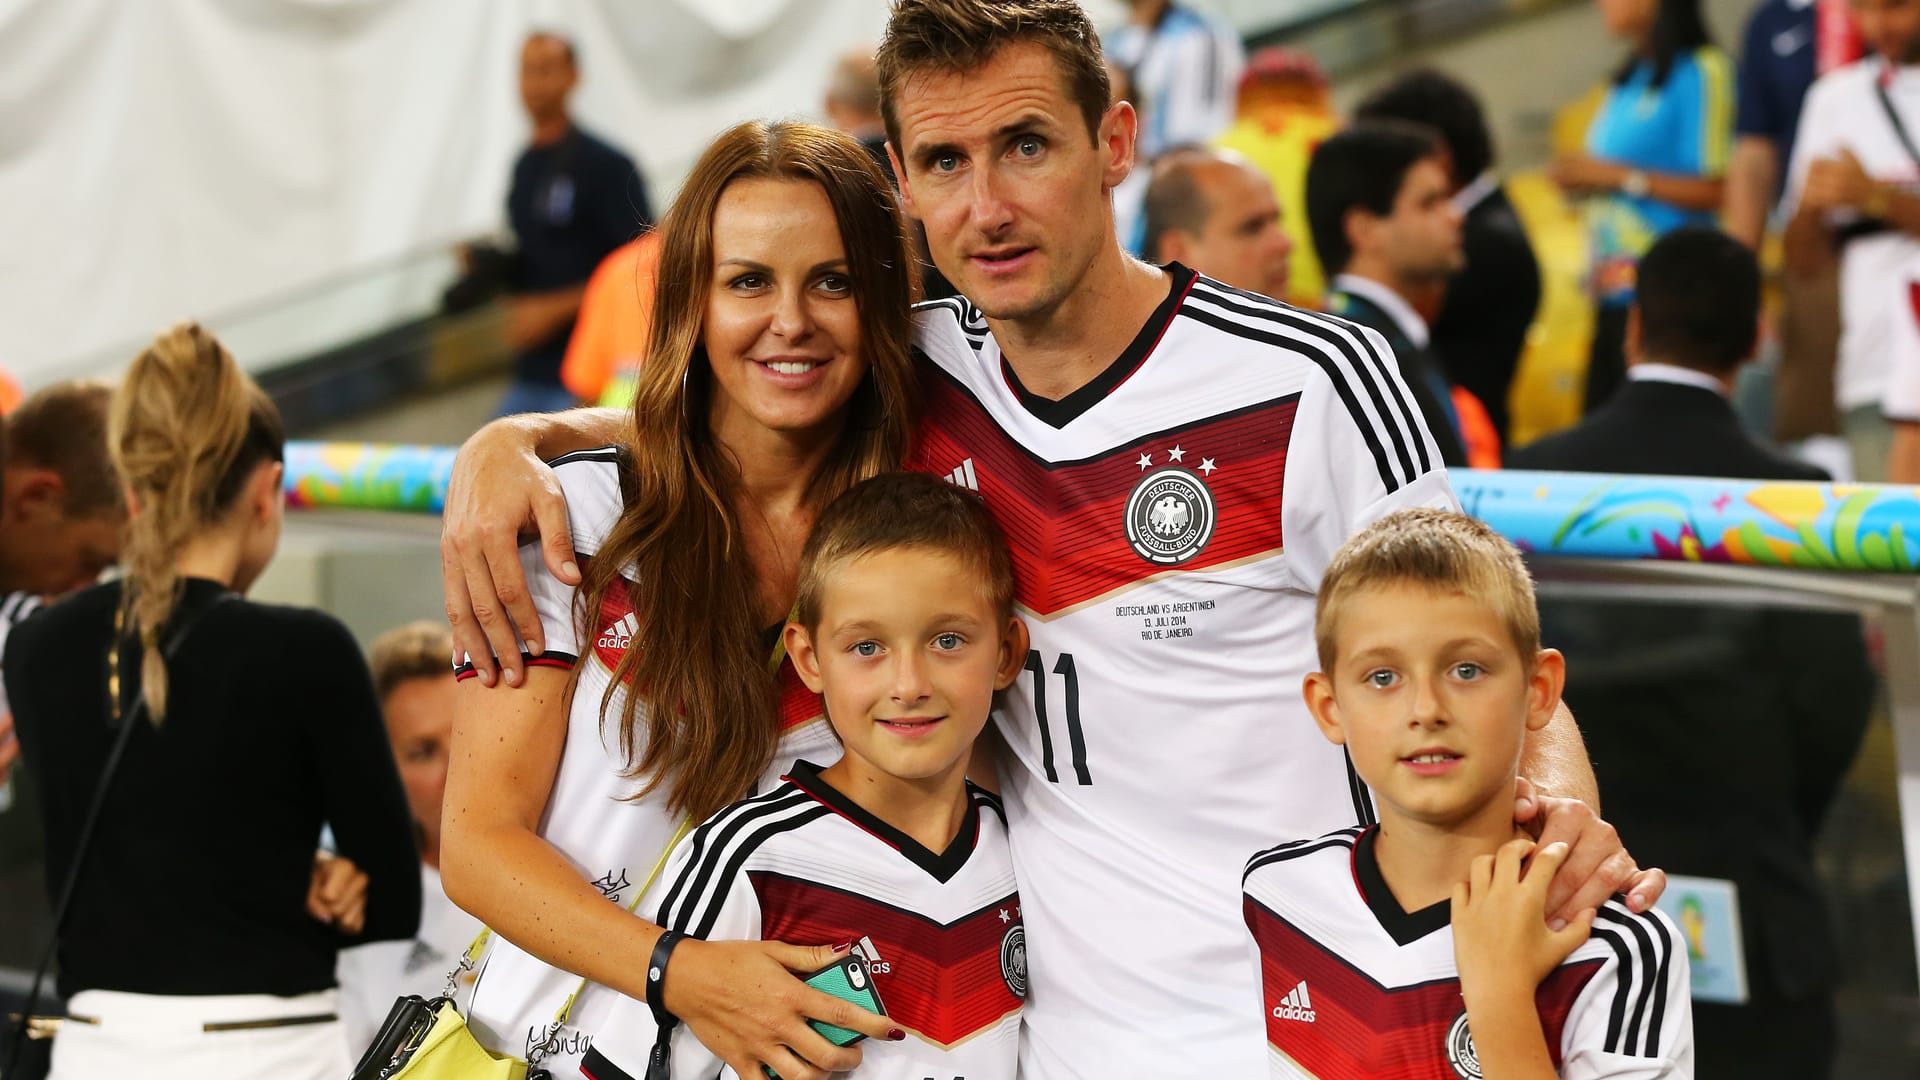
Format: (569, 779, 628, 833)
(50, 989, 348, 1080)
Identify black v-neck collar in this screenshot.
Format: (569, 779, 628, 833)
(1354, 827, 1451, 946)
(784, 760, 982, 884)
(998, 262, 1197, 429)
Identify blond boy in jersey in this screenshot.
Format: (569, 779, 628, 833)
(584, 473, 1029, 1080)
(1244, 509, 1691, 1078)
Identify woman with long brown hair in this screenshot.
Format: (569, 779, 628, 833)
(4, 324, 420, 1079)
(440, 119, 917, 1078)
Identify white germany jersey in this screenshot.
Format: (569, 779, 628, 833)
(581, 761, 1022, 1080)
(458, 450, 839, 1073)
(1244, 828, 1693, 1079)
(903, 266, 1457, 1078)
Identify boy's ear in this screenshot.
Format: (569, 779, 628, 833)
(1303, 671, 1347, 747)
(1525, 648, 1567, 732)
(785, 623, 825, 694)
(993, 615, 1030, 691)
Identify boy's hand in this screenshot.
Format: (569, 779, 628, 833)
(1452, 839, 1594, 997)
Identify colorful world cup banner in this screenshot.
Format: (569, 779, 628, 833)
(284, 441, 456, 514)
(282, 446, 1920, 574)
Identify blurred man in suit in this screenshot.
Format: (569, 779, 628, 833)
(1510, 226, 1873, 1080)
(1306, 122, 1471, 466)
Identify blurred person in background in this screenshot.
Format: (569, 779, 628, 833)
(335, 621, 483, 1054)
(1216, 46, 1336, 307)
(3, 323, 419, 1080)
(0, 380, 125, 599)
(1554, 0, 1731, 413)
(1357, 69, 1542, 446)
(497, 31, 651, 418)
(1726, 0, 1860, 464)
(1103, 0, 1244, 163)
(1509, 228, 1871, 1080)
(0, 380, 125, 994)
(824, 45, 892, 169)
(1307, 122, 1478, 467)
(558, 232, 662, 410)
(1727, 0, 1862, 245)
(1784, 0, 1920, 480)
(1141, 145, 1291, 299)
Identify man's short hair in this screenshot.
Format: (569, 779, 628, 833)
(1314, 508, 1539, 673)
(1141, 146, 1221, 260)
(368, 620, 455, 704)
(1304, 121, 1442, 276)
(795, 472, 1016, 630)
(7, 379, 123, 518)
(1353, 68, 1494, 185)
(1634, 227, 1760, 374)
(876, 0, 1111, 151)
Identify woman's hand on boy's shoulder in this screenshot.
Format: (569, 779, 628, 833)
(1452, 839, 1594, 998)
(1514, 777, 1667, 928)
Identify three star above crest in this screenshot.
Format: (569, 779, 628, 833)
(1135, 448, 1220, 474)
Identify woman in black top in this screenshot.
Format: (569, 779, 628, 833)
(4, 322, 419, 1080)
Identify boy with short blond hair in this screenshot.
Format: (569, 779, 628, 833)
(1245, 508, 1692, 1078)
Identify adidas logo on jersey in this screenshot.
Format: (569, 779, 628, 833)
(1272, 980, 1316, 1023)
(598, 612, 638, 651)
(854, 936, 892, 974)
(944, 457, 979, 491)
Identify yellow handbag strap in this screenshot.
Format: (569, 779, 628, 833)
(549, 813, 695, 1027)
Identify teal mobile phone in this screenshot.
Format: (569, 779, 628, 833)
(799, 951, 887, 1046)
(764, 951, 888, 1079)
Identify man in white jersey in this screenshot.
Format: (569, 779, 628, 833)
(440, 4, 1666, 1077)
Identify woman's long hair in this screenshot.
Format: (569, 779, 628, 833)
(109, 322, 285, 723)
(574, 120, 918, 822)
(1615, 0, 1712, 89)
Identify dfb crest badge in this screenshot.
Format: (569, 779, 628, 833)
(1445, 1009, 1481, 1079)
(1125, 466, 1216, 565)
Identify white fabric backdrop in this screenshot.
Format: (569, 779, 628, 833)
(0, 0, 921, 386)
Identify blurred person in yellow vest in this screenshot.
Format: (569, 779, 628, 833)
(1215, 46, 1337, 308)
(560, 232, 661, 409)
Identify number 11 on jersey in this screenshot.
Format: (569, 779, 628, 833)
(1022, 650, 1091, 785)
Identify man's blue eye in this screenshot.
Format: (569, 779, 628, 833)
(1367, 670, 1396, 689)
(853, 642, 879, 657)
(1454, 663, 1483, 680)
(934, 632, 963, 650)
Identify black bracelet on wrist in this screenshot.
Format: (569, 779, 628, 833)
(646, 930, 687, 1028)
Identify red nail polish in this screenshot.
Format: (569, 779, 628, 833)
(887, 1028, 906, 1041)
(832, 940, 855, 953)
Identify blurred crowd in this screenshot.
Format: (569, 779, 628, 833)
(0, 0, 1913, 1078)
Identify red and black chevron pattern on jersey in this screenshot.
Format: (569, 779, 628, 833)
(588, 575, 823, 733)
(1245, 897, 1603, 1078)
(752, 871, 1023, 1047)
(908, 365, 1299, 616)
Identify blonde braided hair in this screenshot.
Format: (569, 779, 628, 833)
(108, 322, 283, 723)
